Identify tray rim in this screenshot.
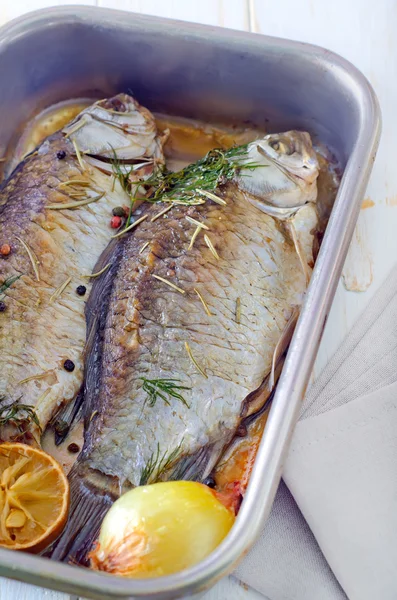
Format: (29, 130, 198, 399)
(0, 6, 381, 599)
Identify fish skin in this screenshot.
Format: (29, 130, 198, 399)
(0, 94, 164, 442)
(49, 131, 320, 562)
(83, 192, 309, 485)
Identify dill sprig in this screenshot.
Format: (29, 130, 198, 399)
(144, 144, 262, 206)
(0, 397, 41, 433)
(0, 275, 21, 298)
(140, 377, 190, 408)
(139, 441, 183, 485)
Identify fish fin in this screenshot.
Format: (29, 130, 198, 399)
(268, 307, 299, 391)
(47, 463, 114, 564)
(51, 388, 84, 445)
(83, 237, 123, 426)
(240, 356, 285, 419)
(286, 220, 312, 285)
(169, 442, 225, 482)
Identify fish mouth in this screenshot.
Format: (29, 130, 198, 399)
(256, 143, 310, 184)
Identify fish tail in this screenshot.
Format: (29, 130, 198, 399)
(47, 462, 114, 564)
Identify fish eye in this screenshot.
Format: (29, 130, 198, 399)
(269, 140, 280, 152)
(269, 139, 294, 155)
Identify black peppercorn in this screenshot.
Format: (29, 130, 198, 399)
(0, 301, 6, 312)
(63, 359, 75, 372)
(56, 150, 66, 160)
(202, 476, 216, 489)
(112, 206, 127, 218)
(67, 442, 80, 454)
(76, 285, 86, 296)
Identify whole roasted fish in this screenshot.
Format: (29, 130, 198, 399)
(0, 94, 164, 442)
(51, 131, 320, 562)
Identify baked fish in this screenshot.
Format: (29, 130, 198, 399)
(0, 94, 164, 443)
(51, 131, 320, 562)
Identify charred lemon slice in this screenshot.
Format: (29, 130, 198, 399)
(90, 481, 235, 577)
(0, 443, 69, 552)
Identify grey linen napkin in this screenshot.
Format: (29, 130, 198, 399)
(236, 266, 397, 600)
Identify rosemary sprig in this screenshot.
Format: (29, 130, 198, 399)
(0, 397, 41, 433)
(143, 144, 262, 206)
(111, 148, 134, 195)
(152, 274, 185, 295)
(185, 341, 208, 379)
(47, 192, 104, 210)
(110, 147, 137, 228)
(16, 237, 40, 282)
(82, 263, 111, 279)
(140, 377, 191, 408)
(139, 441, 183, 486)
(0, 275, 22, 298)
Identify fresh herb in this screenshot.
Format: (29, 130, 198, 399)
(49, 277, 71, 303)
(82, 263, 111, 278)
(0, 274, 21, 298)
(185, 341, 208, 379)
(140, 377, 191, 408)
(111, 149, 135, 195)
(72, 139, 85, 172)
(188, 225, 203, 250)
(47, 192, 104, 210)
(150, 203, 174, 222)
(18, 371, 51, 385)
(143, 144, 262, 206)
(185, 216, 209, 231)
(16, 236, 40, 282)
(196, 188, 227, 205)
(204, 234, 220, 260)
(139, 441, 183, 485)
(0, 398, 41, 433)
(110, 148, 137, 228)
(139, 241, 150, 254)
(152, 274, 185, 295)
(194, 288, 212, 317)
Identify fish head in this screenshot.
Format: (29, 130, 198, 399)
(62, 93, 164, 163)
(237, 131, 319, 214)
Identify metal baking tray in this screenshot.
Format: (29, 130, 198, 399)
(0, 6, 380, 599)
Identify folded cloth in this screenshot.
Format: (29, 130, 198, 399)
(236, 266, 397, 600)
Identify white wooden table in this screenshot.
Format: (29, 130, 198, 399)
(0, 0, 394, 598)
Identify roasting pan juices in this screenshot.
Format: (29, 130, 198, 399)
(0, 7, 380, 599)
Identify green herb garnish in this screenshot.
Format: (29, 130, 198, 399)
(110, 147, 137, 228)
(139, 441, 183, 485)
(144, 144, 262, 206)
(0, 275, 22, 298)
(0, 397, 41, 433)
(140, 377, 191, 408)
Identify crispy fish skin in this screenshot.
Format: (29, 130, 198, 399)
(50, 131, 320, 562)
(0, 94, 163, 442)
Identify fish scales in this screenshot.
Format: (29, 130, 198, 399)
(86, 196, 306, 478)
(0, 94, 164, 442)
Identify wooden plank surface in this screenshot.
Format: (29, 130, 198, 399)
(0, 0, 390, 598)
